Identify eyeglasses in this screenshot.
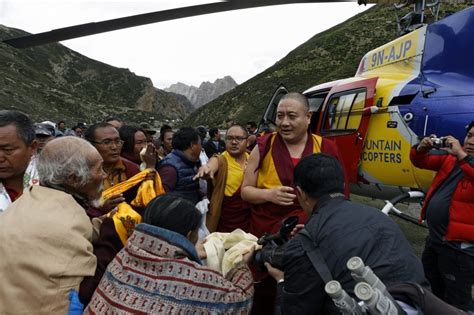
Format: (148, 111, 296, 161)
(225, 136, 248, 143)
(92, 139, 124, 147)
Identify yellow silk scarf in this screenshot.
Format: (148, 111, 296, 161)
(102, 168, 165, 245)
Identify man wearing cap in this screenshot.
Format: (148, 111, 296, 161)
(35, 123, 55, 153)
(23, 123, 55, 187)
(73, 123, 87, 137)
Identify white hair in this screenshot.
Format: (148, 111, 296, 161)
(37, 137, 97, 188)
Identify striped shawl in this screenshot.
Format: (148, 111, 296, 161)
(84, 223, 254, 314)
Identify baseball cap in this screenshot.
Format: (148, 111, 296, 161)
(35, 123, 54, 137)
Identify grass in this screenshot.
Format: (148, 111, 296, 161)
(351, 195, 428, 258)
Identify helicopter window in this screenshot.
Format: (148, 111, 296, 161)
(308, 96, 325, 112)
(325, 98, 339, 129)
(307, 93, 328, 132)
(346, 92, 366, 129)
(322, 89, 366, 134)
(335, 93, 356, 129)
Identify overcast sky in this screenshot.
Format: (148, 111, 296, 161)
(1, 1, 373, 89)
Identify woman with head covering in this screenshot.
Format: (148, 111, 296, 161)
(84, 194, 255, 314)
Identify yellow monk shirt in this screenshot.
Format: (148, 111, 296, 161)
(222, 151, 249, 197)
(257, 133, 322, 189)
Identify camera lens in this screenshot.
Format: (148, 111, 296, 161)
(441, 137, 448, 148)
(432, 138, 442, 149)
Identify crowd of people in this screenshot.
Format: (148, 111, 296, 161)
(0, 94, 472, 314)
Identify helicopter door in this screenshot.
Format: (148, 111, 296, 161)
(258, 85, 288, 133)
(318, 77, 378, 182)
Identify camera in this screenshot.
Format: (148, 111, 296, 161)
(253, 216, 299, 271)
(431, 137, 448, 149)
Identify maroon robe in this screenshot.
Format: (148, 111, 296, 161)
(250, 132, 348, 238)
(217, 187, 251, 233)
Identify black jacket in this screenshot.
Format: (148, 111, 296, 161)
(203, 139, 225, 158)
(280, 194, 426, 314)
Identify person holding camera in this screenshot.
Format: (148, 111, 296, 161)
(265, 153, 426, 314)
(410, 121, 474, 312)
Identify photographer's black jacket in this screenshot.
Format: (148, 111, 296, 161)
(279, 194, 426, 314)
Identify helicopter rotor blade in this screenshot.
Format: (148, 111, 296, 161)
(3, 0, 359, 49)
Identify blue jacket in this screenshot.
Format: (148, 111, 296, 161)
(158, 150, 200, 204)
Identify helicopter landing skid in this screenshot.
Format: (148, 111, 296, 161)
(381, 191, 428, 228)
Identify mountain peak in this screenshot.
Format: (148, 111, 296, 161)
(165, 76, 238, 109)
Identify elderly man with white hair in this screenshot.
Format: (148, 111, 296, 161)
(0, 136, 106, 314)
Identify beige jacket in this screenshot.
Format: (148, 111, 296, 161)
(0, 186, 97, 315)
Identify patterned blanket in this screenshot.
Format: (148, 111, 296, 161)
(84, 223, 254, 314)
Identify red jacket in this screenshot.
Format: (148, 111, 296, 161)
(410, 147, 474, 241)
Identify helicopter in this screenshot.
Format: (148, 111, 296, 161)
(258, 1, 474, 223)
(3, 0, 473, 222)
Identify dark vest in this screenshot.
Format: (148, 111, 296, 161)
(158, 150, 200, 204)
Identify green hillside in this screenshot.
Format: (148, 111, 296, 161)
(184, 3, 470, 127)
(0, 26, 188, 126)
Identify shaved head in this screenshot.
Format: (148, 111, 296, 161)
(279, 92, 309, 111)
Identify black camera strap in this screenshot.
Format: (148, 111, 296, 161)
(298, 228, 333, 284)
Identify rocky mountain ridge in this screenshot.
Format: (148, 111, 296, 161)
(165, 76, 238, 109)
